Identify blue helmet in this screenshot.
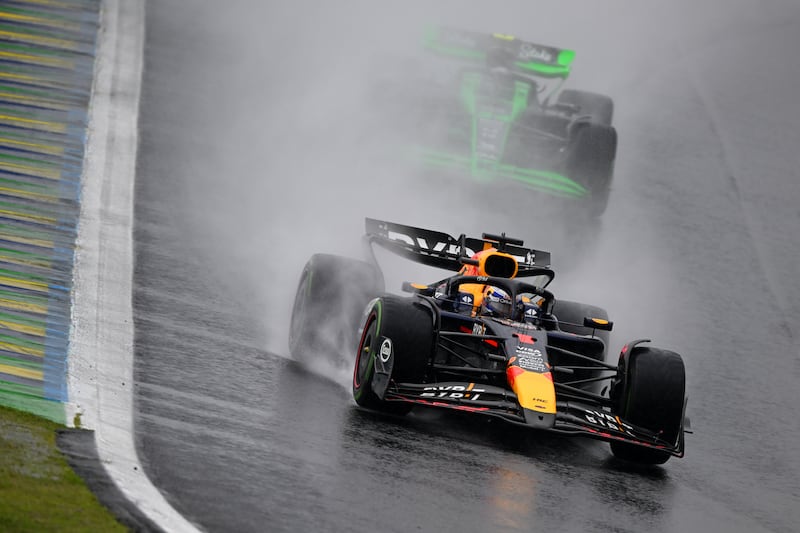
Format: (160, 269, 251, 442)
(482, 287, 512, 317)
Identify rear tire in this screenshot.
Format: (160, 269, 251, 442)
(610, 346, 686, 465)
(557, 89, 614, 125)
(565, 123, 617, 218)
(289, 254, 383, 363)
(549, 300, 609, 387)
(551, 300, 610, 347)
(353, 296, 433, 415)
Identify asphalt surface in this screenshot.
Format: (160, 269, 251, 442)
(133, 1, 800, 532)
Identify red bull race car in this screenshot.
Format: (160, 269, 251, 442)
(289, 219, 688, 465)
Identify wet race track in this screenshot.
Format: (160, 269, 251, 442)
(133, 2, 799, 532)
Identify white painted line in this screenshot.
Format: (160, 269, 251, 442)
(67, 0, 202, 530)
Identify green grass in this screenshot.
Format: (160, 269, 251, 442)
(0, 405, 127, 532)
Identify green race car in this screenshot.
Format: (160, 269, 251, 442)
(404, 27, 617, 217)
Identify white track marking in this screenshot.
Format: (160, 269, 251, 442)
(67, 0, 202, 530)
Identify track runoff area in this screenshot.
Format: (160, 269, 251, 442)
(0, 1, 199, 531)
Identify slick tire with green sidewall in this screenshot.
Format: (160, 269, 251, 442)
(353, 296, 433, 415)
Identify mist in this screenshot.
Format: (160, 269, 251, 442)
(166, 0, 793, 363)
(128, 2, 800, 527)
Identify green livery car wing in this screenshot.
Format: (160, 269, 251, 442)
(423, 26, 576, 78)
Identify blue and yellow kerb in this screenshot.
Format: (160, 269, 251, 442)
(0, 0, 100, 423)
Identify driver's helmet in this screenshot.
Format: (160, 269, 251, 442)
(481, 286, 512, 317)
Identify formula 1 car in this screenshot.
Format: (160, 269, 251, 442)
(289, 219, 687, 465)
(393, 28, 617, 217)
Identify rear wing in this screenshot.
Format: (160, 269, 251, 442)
(364, 218, 551, 276)
(423, 26, 575, 79)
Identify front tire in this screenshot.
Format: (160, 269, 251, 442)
(353, 296, 433, 415)
(610, 346, 686, 465)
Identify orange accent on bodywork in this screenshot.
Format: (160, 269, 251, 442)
(415, 398, 491, 412)
(457, 248, 519, 315)
(458, 248, 518, 278)
(506, 365, 525, 387)
(507, 367, 556, 414)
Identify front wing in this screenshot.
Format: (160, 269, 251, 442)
(384, 381, 685, 458)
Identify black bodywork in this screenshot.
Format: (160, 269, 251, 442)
(361, 219, 686, 458)
(290, 219, 688, 464)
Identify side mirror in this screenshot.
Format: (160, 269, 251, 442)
(584, 317, 613, 331)
(402, 282, 435, 296)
